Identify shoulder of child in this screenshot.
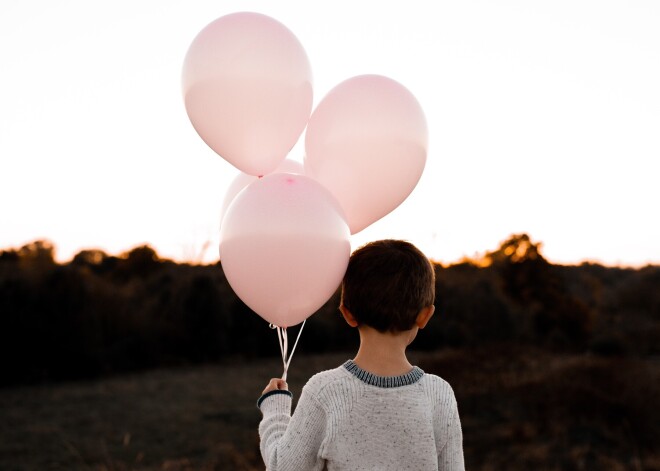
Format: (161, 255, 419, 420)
(419, 372, 458, 402)
(302, 364, 353, 396)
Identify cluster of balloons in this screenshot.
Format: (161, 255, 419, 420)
(182, 12, 428, 329)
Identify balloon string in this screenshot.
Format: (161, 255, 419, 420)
(277, 326, 287, 375)
(275, 320, 306, 382)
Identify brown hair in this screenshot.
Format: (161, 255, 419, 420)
(340, 239, 435, 332)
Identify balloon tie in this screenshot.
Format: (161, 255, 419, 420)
(273, 320, 306, 382)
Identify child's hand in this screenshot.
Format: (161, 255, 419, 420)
(262, 378, 288, 394)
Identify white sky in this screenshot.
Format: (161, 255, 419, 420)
(1, 0, 658, 267)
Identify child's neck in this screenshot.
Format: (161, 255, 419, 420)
(352, 325, 417, 377)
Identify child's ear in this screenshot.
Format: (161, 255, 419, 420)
(339, 305, 359, 328)
(416, 305, 435, 329)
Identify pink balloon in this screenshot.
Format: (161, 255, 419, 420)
(219, 159, 305, 226)
(220, 173, 350, 327)
(182, 12, 313, 176)
(304, 75, 428, 234)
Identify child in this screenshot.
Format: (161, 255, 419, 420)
(257, 240, 464, 470)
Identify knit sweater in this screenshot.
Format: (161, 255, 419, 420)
(258, 360, 465, 471)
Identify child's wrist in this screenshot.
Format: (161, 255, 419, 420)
(257, 389, 293, 409)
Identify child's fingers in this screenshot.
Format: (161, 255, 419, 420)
(262, 378, 289, 394)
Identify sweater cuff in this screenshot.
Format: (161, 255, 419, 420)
(257, 389, 293, 411)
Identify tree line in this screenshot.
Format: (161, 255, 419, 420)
(1, 234, 658, 386)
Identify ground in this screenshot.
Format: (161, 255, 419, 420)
(1, 349, 658, 471)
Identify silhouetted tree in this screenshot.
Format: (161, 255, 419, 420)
(17, 240, 56, 265)
(485, 234, 594, 349)
(72, 249, 108, 266)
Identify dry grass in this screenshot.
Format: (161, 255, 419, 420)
(1, 349, 659, 470)
(0, 353, 348, 471)
(418, 346, 660, 471)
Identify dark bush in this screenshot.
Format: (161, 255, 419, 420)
(0, 237, 658, 386)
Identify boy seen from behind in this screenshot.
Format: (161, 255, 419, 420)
(257, 239, 465, 470)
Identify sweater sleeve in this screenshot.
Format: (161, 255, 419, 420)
(258, 385, 327, 471)
(437, 400, 465, 471)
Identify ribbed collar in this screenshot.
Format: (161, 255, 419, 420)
(343, 360, 424, 388)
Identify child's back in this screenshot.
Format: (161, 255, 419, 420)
(258, 240, 465, 470)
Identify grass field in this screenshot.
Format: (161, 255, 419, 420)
(0, 353, 348, 471)
(1, 349, 659, 470)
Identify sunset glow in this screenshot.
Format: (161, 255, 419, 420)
(1, 0, 658, 267)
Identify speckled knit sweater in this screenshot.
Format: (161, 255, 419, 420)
(258, 360, 465, 471)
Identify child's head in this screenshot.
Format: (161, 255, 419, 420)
(340, 239, 435, 333)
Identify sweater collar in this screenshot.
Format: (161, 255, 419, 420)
(343, 360, 424, 388)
